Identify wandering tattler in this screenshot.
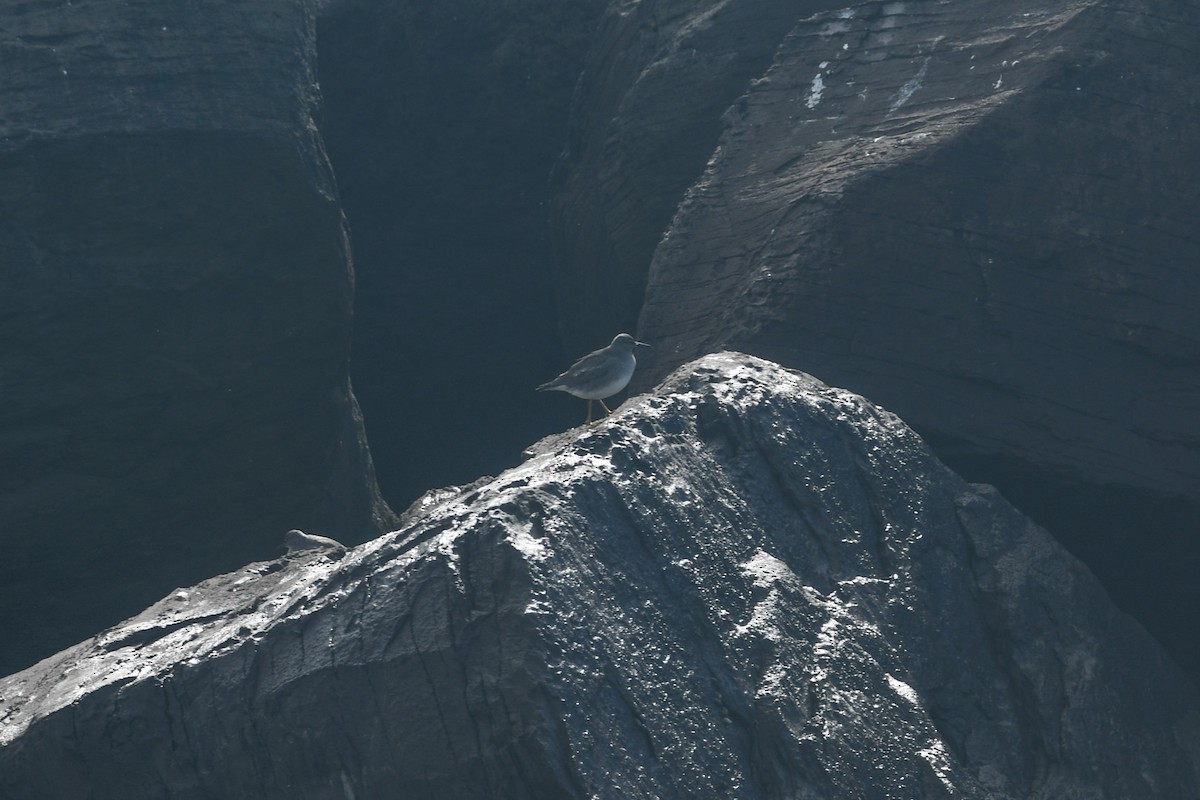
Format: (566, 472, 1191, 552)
(538, 333, 650, 423)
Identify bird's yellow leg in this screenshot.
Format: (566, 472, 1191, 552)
(585, 399, 594, 425)
(598, 398, 613, 416)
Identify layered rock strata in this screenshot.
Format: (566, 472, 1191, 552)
(2, 354, 1195, 799)
(0, 0, 392, 677)
(552, 0, 1200, 679)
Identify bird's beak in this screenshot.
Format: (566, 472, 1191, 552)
(636, 340, 651, 348)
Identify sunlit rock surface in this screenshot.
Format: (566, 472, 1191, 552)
(2, 353, 1197, 799)
(551, 0, 1200, 678)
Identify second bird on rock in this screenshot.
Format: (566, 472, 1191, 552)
(538, 333, 650, 424)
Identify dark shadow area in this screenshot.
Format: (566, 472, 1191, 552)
(0, 132, 377, 678)
(316, 1, 606, 509)
(931, 442, 1200, 685)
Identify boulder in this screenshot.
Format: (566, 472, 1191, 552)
(2, 354, 1195, 799)
(552, 0, 1200, 679)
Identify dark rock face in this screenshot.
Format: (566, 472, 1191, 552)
(550, 0, 818, 355)
(3, 354, 1196, 799)
(554, 0, 1200, 677)
(315, 0, 608, 506)
(0, 1, 392, 677)
(635, 0, 1200, 499)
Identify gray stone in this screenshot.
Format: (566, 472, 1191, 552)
(0, 0, 395, 677)
(631, 0, 1200, 506)
(550, 0, 803, 353)
(550, 0, 1200, 681)
(2, 353, 1195, 799)
(284, 529, 347, 556)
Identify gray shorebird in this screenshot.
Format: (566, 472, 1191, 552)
(538, 333, 650, 424)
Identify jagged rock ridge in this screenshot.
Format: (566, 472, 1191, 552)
(2, 354, 1196, 799)
(551, 0, 1200, 681)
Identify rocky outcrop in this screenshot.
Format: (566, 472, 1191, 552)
(632, 0, 1200, 500)
(552, 0, 1200, 680)
(0, 0, 393, 677)
(3, 354, 1196, 799)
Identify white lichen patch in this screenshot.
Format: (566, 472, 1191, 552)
(886, 673, 920, 706)
(756, 662, 791, 698)
(891, 56, 931, 111)
(735, 551, 804, 642)
(735, 591, 784, 642)
(810, 617, 842, 683)
(524, 597, 552, 616)
(919, 741, 958, 792)
(806, 72, 826, 108)
(889, 35, 944, 113)
(507, 523, 549, 562)
(740, 550, 798, 589)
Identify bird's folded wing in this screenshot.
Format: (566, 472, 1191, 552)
(565, 358, 612, 382)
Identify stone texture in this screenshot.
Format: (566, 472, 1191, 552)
(0, 0, 392, 677)
(549, 0, 816, 355)
(552, 0, 1200, 678)
(2, 353, 1196, 799)
(633, 0, 1200, 502)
